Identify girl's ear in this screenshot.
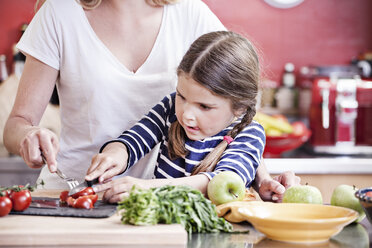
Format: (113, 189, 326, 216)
(234, 108, 245, 117)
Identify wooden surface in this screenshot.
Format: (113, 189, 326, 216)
(0, 190, 187, 247)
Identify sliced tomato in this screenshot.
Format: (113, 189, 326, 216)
(9, 189, 32, 211)
(80, 194, 98, 205)
(59, 191, 69, 203)
(73, 197, 93, 209)
(0, 196, 12, 217)
(71, 187, 95, 199)
(67, 196, 75, 207)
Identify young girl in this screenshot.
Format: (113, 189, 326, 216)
(86, 31, 265, 203)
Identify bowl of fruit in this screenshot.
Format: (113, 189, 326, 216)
(355, 187, 372, 224)
(254, 112, 311, 158)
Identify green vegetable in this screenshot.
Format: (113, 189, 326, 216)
(117, 185, 232, 234)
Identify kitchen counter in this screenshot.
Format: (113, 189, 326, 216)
(1, 155, 371, 203)
(0, 190, 371, 247)
(189, 219, 371, 248)
(265, 157, 372, 174)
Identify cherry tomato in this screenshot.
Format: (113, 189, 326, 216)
(10, 189, 32, 211)
(81, 194, 98, 205)
(71, 187, 95, 198)
(66, 196, 75, 207)
(74, 197, 93, 209)
(59, 191, 69, 203)
(1, 189, 11, 197)
(0, 196, 12, 217)
(63, 187, 97, 209)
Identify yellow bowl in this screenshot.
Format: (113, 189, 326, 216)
(237, 201, 358, 244)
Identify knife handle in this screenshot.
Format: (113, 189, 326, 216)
(86, 178, 99, 187)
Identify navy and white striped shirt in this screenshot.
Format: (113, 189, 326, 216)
(102, 93, 266, 187)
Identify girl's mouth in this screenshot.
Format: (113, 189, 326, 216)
(186, 125, 200, 133)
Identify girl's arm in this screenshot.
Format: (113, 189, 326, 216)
(93, 174, 210, 203)
(86, 94, 175, 182)
(3, 55, 59, 172)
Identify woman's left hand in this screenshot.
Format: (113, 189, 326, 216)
(258, 171, 301, 202)
(93, 176, 151, 203)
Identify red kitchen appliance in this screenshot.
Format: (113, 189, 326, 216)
(309, 76, 372, 155)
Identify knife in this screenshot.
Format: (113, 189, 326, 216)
(68, 178, 99, 196)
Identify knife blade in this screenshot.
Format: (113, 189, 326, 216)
(68, 178, 99, 196)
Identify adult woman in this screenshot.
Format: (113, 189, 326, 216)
(3, 0, 299, 200)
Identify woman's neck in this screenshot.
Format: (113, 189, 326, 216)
(99, 0, 160, 18)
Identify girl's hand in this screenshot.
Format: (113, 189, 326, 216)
(258, 171, 301, 202)
(93, 176, 151, 203)
(19, 127, 59, 172)
(85, 142, 128, 184)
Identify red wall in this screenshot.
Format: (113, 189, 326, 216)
(0, 0, 36, 73)
(204, 0, 372, 83)
(1, 0, 371, 83)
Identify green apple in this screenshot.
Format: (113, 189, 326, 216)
(282, 184, 323, 204)
(207, 171, 245, 206)
(330, 184, 365, 222)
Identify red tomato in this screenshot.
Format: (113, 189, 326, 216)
(365, 191, 372, 197)
(71, 187, 95, 199)
(73, 197, 93, 209)
(59, 191, 69, 203)
(66, 196, 75, 207)
(292, 121, 307, 136)
(9, 189, 32, 211)
(1, 189, 11, 197)
(81, 194, 98, 205)
(0, 196, 12, 217)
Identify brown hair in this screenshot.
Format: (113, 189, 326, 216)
(168, 31, 260, 175)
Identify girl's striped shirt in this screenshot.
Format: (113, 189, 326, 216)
(101, 93, 266, 187)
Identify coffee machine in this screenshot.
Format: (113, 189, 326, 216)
(309, 71, 372, 155)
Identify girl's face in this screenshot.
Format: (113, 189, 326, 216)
(175, 74, 237, 141)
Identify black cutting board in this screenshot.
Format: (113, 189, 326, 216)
(10, 197, 117, 218)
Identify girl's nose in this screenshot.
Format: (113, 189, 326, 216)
(182, 105, 196, 121)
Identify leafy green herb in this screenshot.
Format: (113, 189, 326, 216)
(117, 185, 233, 234)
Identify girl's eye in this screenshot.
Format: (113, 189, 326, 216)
(200, 104, 211, 110)
(176, 93, 185, 100)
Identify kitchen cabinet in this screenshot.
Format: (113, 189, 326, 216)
(0, 157, 40, 187)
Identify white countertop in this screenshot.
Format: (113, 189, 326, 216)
(265, 157, 372, 174)
(1, 156, 371, 176)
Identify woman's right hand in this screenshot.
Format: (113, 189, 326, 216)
(19, 127, 59, 172)
(85, 142, 129, 184)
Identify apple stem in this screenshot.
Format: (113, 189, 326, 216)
(229, 189, 238, 199)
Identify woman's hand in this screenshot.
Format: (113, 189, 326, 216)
(94, 176, 151, 203)
(85, 142, 129, 184)
(258, 171, 301, 202)
(19, 127, 59, 172)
